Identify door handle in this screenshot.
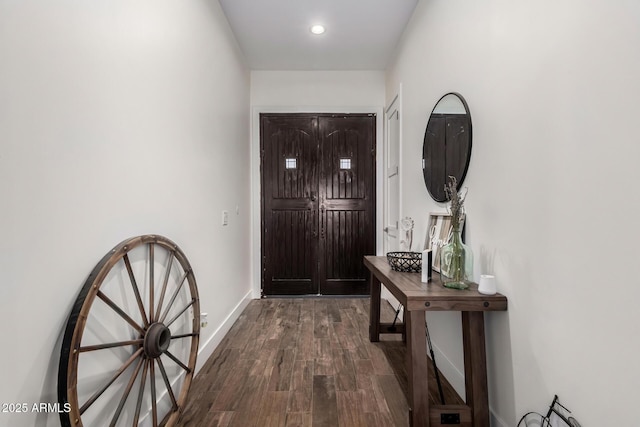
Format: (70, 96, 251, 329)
(384, 227, 389, 233)
(310, 193, 317, 202)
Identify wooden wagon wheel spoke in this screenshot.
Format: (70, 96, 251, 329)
(58, 235, 200, 427)
(171, 333, 198, 340)
(110, 353, 145, 427)
(158, 269, 190, 324)
(165, 300, 196, 329)
(164, 351, 191, 373)
(123, 254, 149, 328)
(79, 339, 144, 353)
(133, 359, 150, 425)
(154, 251, 175, 323)
(97, 290, 145, 335)
(150, 360, 158, 427)
(156, 357, 179, 411)
(80, 348, 144, 415)
(149, 244, 155, 322)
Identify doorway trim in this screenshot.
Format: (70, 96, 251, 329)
(251, 105, 384, 298)
(381, 85, 404, 308)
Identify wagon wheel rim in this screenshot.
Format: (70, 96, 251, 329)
(58, 235, 200, 427)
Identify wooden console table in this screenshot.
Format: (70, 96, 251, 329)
(364, 256, 507, 427)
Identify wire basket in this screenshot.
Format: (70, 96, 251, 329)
(386, 251, 422, 273)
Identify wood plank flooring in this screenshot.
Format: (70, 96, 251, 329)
(177, 298, 463, 427)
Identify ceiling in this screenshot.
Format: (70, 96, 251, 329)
(218, 0, 419, 70)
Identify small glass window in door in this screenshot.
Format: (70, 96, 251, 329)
(285, 158, 297, 169)
(339, 158, 352, 170)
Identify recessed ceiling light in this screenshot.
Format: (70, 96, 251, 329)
(310, 24, 325, 35)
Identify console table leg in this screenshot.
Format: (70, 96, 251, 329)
(407, 309, 430, 427)
(462, 311, 489, 427)
(369, 272, 381, 342)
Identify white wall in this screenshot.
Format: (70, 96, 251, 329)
(387, 0, 640, 425)
(250, 71, 386, 297)
(0, 1, 250, 426)
(251, 70, 385, 107)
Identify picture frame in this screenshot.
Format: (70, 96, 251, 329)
(424, 212, 465, 272)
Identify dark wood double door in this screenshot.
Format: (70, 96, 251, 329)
(261, 113, 376, 296)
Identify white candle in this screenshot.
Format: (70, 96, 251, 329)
(421, 249, 432, 283)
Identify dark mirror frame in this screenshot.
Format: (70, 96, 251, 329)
(422, 92, 472, 202)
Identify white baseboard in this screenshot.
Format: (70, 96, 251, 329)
(491, 411, 508, 427)
(195, 290, 253, 373)
(430, 341, 466, 399)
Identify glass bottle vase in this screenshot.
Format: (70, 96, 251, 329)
(439, 227, 473, 290)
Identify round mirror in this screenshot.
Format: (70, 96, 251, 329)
(422, 93, 472, 202)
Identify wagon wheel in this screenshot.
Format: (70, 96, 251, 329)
(58, 235, 200, 427)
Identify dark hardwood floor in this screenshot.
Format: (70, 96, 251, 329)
(177, 298, 463, 427)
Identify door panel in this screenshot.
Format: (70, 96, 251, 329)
(261, 115, 318, 295)
(268, 210, 315, 294)
(261, 114, 375, 296)
(318, 116, 375, 295)
(322, 210, 370, 294)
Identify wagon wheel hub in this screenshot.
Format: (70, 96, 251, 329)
(144, 322, 171, 359)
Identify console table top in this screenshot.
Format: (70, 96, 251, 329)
(364, 255, 508, 312)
